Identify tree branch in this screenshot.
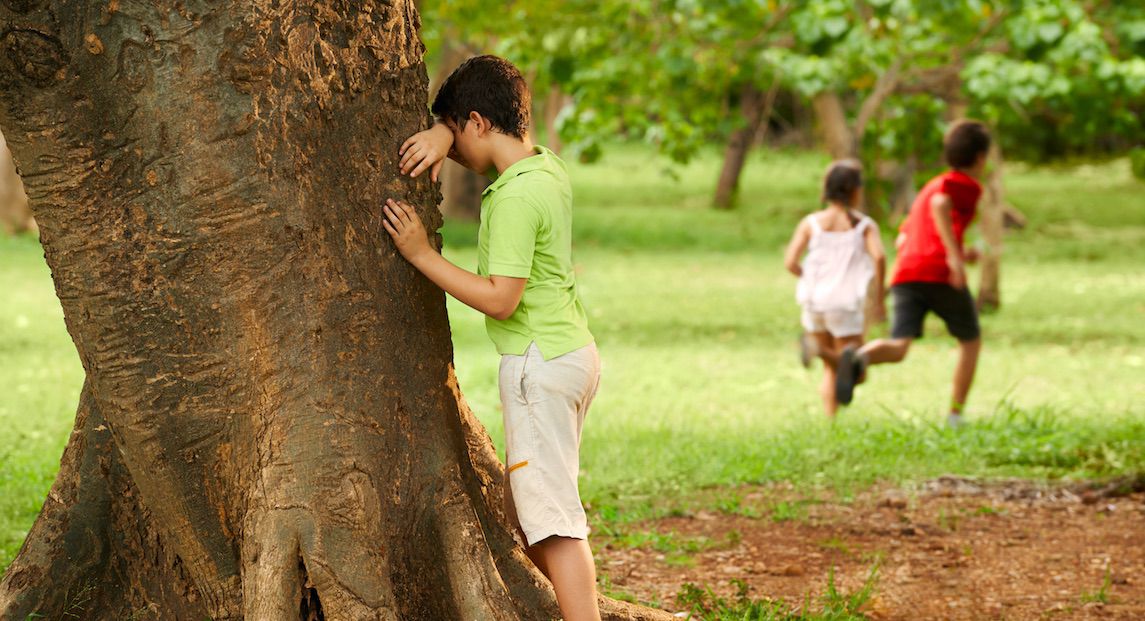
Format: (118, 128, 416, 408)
(853, 58, 902, 139)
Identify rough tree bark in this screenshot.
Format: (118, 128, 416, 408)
(0, 2, 669, 620)
(0, 128, 34, 234)
(712, 82, 777, 210)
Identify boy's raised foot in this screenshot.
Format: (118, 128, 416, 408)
(946, 412, 965, 429)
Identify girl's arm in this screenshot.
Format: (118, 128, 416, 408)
(783, 219, 811, 277)
(863, 222, 887, 301)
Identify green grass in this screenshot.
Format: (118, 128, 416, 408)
(1079, 564, 1114, 605)
(2, 145, 1144, 574)
(676, 564, 880, 620)
(0, 235, 85, 572)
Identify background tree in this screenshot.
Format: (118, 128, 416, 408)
(430, 0, 1145, 309)
(0, 129, 33, 235)
(0, 2, 668, 619)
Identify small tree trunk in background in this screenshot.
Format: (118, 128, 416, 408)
(542, 84, 570, 155)
(978, 143, 1005, 311)
(0, 3, 668, 619)
(885, 157, 918, 222)
(811, 91, 856, 159)
(0, 129, 33, 235)
(713, 83, 777, 210)
(438, 159, 489, 220)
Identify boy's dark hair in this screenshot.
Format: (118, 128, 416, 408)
(432, 55, 531, 139)
(823, 159, 863, 205)
(944, 120, 991, 169)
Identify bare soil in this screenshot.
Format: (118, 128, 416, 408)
(598, 477, 1145, 620)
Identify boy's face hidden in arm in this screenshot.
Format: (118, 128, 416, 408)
(446, 113, 495, 176)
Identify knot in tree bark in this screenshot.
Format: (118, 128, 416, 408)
(1, 28, 68, 86)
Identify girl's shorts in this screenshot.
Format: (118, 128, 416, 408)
(801, 308, 864, 338)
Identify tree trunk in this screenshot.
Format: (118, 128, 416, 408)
(882, 157, 918, 222)
(713, 83, 775, 210)
(541, 84, 569, 155)
(0, 3, 668, 620)
(811, 91, 855, 160)
(977, 143, 1005, 311)
(0, 128, 33, 235)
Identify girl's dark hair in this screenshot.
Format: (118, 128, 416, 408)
(944, 120, 991, 168)
(823, 159, 863, 205)
(432, 55, 531, 138)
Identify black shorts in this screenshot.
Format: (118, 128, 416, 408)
(890, 282, 980, 342)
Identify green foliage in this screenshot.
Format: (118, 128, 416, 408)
(963, 1, 1145, 161)
(1130, 148, 1145, 180)
(422, 0, 1145, 173)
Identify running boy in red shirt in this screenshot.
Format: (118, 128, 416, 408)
(835, 120, 991, 428)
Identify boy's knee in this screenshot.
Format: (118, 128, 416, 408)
(958, 337, 982, 353)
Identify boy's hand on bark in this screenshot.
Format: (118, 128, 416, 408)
(399, 123, 453, 182)
(383, 199, 432, 264)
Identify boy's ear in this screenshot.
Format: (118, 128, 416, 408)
(468, 111, 488, 136)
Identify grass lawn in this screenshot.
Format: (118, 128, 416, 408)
(2, 146, 1143, 573)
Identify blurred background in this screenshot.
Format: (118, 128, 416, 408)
(2, 0, 1144, 614)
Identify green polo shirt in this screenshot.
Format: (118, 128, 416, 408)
(477, 145, 593, 360)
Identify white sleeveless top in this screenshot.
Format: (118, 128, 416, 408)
(796, 211, 876, 313)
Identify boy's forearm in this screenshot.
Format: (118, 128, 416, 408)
(930, 198, 962, 259)
(408, 251, 518, 319)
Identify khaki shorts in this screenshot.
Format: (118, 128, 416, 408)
(499, 341, 600, 546)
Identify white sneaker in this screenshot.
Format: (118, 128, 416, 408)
(946, 412, 964, 429)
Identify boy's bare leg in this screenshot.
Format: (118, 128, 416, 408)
(530, 536, 601, 621)
(951, 337, 981, 416)
(858, 337, 912, 365)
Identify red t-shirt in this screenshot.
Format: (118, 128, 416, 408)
(891, 170, 982, 285)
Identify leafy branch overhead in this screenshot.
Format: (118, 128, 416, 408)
(423, 0, 1145, 166)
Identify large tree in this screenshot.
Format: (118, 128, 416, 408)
(0, 2, 668, 619)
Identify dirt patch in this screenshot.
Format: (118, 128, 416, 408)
(597, 477, 1145, 620)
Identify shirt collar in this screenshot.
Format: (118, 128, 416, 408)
(947, 169, 981, 188)
(483, 145, 552, 197)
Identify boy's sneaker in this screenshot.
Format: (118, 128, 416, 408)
(946, 412, 964, 429)
(835, 347, 865, 405)
(799, 333, 818, 368)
